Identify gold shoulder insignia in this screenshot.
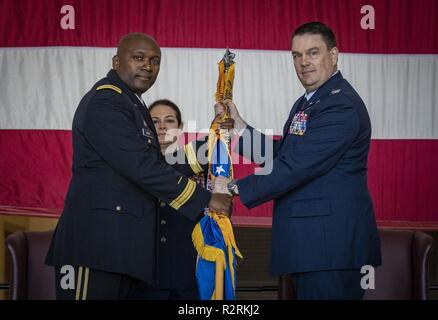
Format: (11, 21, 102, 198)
(184, 143, 204, 175)
(96, 84, 122, 94)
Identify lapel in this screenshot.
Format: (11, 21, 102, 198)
(279, 71, 344, 146)
(281, 71, 344, 137)
(106, 70, 158, 138)
(305, 71, 344, 109)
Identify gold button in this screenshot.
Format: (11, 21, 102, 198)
(160, 236, 167, 243)
(148, 139, 152, 144)
(160, 202, 166, 208)
(115, 205, 122, 211)
(160, 220, 166, 225)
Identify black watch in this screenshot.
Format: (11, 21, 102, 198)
(227, 179, 239, 196)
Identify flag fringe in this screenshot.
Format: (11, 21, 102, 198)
(192, 222, 226, 269)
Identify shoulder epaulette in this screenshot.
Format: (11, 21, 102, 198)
(184, 142, 204, 175)
(96, 84, 122, 94)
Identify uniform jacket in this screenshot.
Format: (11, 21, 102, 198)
(236, 72, 381, 276)
(45, 70, 210, 285)
(148, 138, 209, 291)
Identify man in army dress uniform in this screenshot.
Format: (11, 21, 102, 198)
(45, 33, 231, 300)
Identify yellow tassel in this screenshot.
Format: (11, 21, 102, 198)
(212, 213, 243, 259)
(210, 213, 243, 291)
(192, 223, 204, 254)
(223, 63, 235, 103)
(215, 60, 226, 102)
(192, 222, 226, 269)
(215, 59, 235, 104)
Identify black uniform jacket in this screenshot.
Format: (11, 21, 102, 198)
(155, 138, 209, 291)
(45, 70, 210, 285)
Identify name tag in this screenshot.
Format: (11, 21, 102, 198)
(289, 111, 308, 136)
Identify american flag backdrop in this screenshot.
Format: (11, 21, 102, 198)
(0, 0, 437, 225)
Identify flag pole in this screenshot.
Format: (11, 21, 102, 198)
(192, 49, 242, 301)
(212, 48, 236, 300)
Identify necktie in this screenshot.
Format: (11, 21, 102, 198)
(134, 95, 156, 135)
(297, 96, 309, 112)
(136, 94, 146, 107)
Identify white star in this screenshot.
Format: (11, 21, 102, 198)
(215, 165, 226, 175)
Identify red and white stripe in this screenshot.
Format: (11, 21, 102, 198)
(1, 0, 437, 224)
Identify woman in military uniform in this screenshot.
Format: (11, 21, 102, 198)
(135, 99, 232, 299)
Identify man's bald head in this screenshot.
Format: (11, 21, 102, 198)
(116, 33, 161, 56)
(113, 33, 161, 94)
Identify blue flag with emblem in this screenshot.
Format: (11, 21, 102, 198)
(192, 49, 242, 300)
(211, 139, 230, 178)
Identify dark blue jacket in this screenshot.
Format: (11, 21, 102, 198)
(154, 139, 209, 291)
(237, 72, 381, 276)
(45, 70, 210, 285)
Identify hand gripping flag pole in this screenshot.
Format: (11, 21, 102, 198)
(192, 49, 243, 300)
